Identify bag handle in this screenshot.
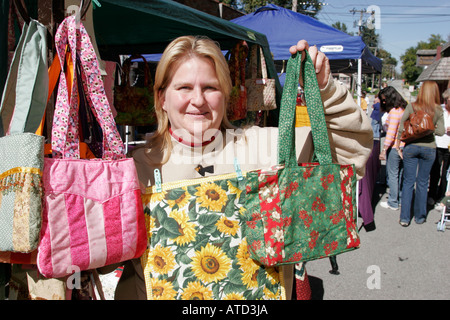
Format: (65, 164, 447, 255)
(278, 51, 332, 167)
(249, 45, 269, 80)
(51, 15, 125, 160)
(0, 19, 48, 136)
(119, 54, 153, 90)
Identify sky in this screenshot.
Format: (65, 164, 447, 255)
(315, 0, 450, 72)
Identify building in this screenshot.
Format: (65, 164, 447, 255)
(416, 42, 450, 99)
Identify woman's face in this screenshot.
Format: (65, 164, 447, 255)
(160, 56, 225, 144)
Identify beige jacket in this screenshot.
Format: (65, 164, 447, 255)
(115, 76, 373, 300)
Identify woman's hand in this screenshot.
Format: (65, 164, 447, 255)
(289, 40, 330, 89)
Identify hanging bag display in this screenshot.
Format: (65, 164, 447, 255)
(245, 45, 277, 111)
(114, 54, 156, 126)
(0, 19, 48, 255)
(37, 16, 147, 279)
(244, 51, 360, 267)
(400, 105, 435, 143)
(227, 41, 248, 121)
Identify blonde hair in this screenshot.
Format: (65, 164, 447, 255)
(136, 36, 234, 163)
(413, 81, 441, 118)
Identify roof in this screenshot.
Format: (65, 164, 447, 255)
(416, 56, 450, 82)
(416, 49, 437, 56)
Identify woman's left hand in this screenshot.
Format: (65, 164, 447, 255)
(289, 40, 330, 89)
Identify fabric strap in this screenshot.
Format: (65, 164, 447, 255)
(0, 19, 48, 136)
(52, 15, 125, 160)
(277, 51, 332, 167)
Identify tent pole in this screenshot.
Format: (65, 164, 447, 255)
(357, 58, 362, 107)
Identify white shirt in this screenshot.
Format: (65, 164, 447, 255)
(435, 106, 450, 149)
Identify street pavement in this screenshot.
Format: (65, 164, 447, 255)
(306, 178, 450, 300)
(305, 81, 450, 300)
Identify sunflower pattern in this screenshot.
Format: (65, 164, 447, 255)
(141, 176, 284, 300)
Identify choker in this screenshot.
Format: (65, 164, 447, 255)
(169, 127, 218, 147)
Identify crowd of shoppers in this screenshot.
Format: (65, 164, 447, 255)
(372, 82, 448, 227)
(372, 81, 450, 227)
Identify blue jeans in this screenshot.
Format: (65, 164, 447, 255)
(400, 144, 436, 223)
(386, 148, 403, 208)
(371, 119, 381, 139)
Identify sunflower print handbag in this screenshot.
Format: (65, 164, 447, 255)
(141, 172, 285, 300)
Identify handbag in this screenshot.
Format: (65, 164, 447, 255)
(227, 41, 248, 121)
(245, 45, 277, 111)
(0, 19, 48, 255)
(114, 54, 156, 127)
(400, 106, 435, 143)
(244, 51, 360, 267)
(140, 170, 285, 300)
(37, 16, 147, 279)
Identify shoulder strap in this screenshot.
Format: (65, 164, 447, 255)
(51, 15, 125, 160)
(278, 51, 332, 167)
(0, 19, 48, 136)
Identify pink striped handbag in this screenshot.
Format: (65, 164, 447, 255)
(37, 16, 147, 279)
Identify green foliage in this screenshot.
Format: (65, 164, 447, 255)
(331, 22, 354, 36)
(239, 0, 323, 17)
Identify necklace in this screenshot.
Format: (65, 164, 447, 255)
(169, 127, 218, 147)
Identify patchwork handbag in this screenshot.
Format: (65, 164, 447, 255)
(245, 45, 277, 111)
(0, 19, 48, 255)
(244, 51, 360, 267)
(37, 16, 147, 279)
(114, 54, 156, 126)
(141, 171, 285, 300)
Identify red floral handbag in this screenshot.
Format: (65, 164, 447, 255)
(244, 51, 360, 267)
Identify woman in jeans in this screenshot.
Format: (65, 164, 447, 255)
(397, 81, 445, 226)
(379, 87, 407, 211)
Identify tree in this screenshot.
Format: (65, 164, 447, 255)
(401, 34, 445, 84)
(238, 0, 323, 17)
(331, 22, 354, 36)
(377, 48, 397, 81)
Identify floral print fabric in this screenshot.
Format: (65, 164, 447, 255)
(244, 163, 360, 266)
(141, 174, 285, 300)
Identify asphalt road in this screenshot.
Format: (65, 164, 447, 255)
(305, 82, 450, 300)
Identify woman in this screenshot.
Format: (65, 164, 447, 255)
(428, 88, 450, 206)
(379, 86, 407, 211)
(116, 36, 373, 300)
(397, 81, 445, 226)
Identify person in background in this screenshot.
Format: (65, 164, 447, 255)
(397, 81, 445, 226)
(428, 88, 450, 207)
(379, 87, 407, 211)
(370, 95, 382, 139)
(359, 91, 368, 113)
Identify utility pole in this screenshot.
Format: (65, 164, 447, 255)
(350, 8, 366, 107)
(350, 8, 365, 36)
(349, 8, 377, 105)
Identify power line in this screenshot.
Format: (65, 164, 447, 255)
(328, 3, 450, 9)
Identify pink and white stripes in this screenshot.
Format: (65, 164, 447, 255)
(37, 158, 147, 279)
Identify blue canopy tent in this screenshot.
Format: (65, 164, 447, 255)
(231, 4, 382, 106)
(231, 4, 382, 74)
